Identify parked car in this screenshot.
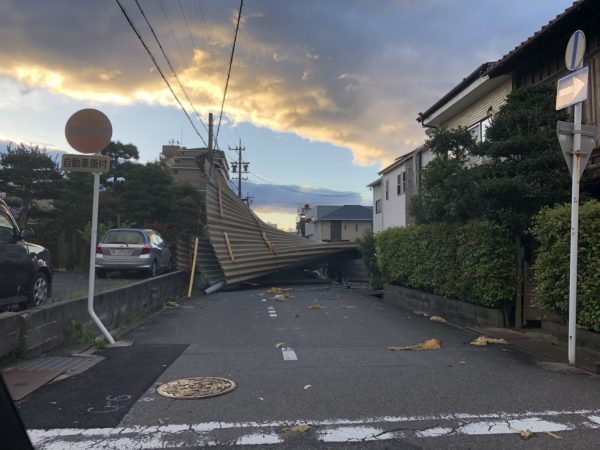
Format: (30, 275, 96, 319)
(95, 228, 175, 278)
(0, 199, 52, 309)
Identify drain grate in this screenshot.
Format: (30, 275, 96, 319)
(157, 377, 237, 399)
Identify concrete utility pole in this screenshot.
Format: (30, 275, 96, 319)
(208, 113, 214, 150)
(230, 140, 249, 198)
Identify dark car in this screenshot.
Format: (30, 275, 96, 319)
(95, 228, 175, 278)
(0, 199, 52, 310)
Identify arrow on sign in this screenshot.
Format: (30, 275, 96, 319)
(556, 67, 589, 110)
(558, 76, 586, 98)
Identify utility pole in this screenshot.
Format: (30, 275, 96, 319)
(230, 140, 249, 198)
(208, 113, 213, 150)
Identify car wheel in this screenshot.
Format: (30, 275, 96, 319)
(149, 261, 157, 277)
(28, 272, 49, 308)
(96, 269, 107, 279)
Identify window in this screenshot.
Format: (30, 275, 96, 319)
(385, 179, 389, 200)
(0, 212, 15, 242)
(355, 223, 358, 232)
(375, 199, 382, 214)
(397, 171, 407, 195)
(469, 118, 491, 143)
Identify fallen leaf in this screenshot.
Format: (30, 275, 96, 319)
(268, 287, 293, 294)
(309, 304, 325, 309)
(430, 316, 447, 323)
(303, 384, 312, 390)
(274, 342, 286, 349)
(545, 431, 562, 440)
(342, 305, 357, 309)
(280, 424, 311, 437)
(388, 338, 442, 351)
(519, 429, 534, 440)
(470, 336, 509, 346)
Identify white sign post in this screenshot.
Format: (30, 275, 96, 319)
(64, 109, 115, 345)
(555, 30, 594, 366)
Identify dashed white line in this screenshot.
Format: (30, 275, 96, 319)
(281, 347, 298, 361)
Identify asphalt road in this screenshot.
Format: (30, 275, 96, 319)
(20, 284, 600, 449)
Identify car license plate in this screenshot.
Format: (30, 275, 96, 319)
(111, 249, 133, 256)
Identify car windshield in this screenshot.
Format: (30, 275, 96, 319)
(102, 230, 145, 245)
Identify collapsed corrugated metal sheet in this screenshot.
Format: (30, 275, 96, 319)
(204, 177, 356, 286)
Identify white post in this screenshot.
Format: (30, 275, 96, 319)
(87, 172, 115, 344)
(567, 102, 582, 365)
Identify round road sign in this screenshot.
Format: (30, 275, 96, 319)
(565, 30, 586, 71)
(65, 108, 112, 154)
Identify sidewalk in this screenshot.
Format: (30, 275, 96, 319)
(472, 326, 600, 374)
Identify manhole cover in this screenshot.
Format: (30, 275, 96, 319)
(156, 377, 237, 399)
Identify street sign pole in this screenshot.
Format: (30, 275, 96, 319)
(87, 172, 115, 344)
(567, 102, 582, 365)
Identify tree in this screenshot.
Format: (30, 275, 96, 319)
(411, 84, 571, 237)
(0, 143, 63, 226)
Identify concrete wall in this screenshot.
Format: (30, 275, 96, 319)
(542, 321, 600, 354)
(0, 271, 187, 360)
(383, 283, 505, 328)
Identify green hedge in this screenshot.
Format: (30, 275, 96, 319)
(375, 221, 516, 308)
(532, 201, 600, 331)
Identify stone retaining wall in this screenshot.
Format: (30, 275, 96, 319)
(383, 283, 505, 328)
(0, 271, 187, 360)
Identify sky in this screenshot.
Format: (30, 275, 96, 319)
(0, 0, 575, 230)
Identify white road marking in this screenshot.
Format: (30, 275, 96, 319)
(267, 306, 277, 318)
(281, 347, 298, 361)
(28, 409, 600, 449)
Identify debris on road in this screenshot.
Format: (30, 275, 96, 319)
(388, 338, 442, 351)
(268, 287, 293, 294)
(165, 300, 178, 308)
(430, 316, 447, 323)
(280, 424, 311, 437)
(342, 305, 358, 309)
(303, 384, 312, 390)
(274, 343, 286, 349)
(273, 294, 289, 301)
(470, 336, 509, 346)
(545, 431, 562, 440)
(519, 429, 534, 440)
(309, 304, 325, 309)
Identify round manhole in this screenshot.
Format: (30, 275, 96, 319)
(156, 377, 237, 399)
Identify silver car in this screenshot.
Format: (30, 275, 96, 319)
(95, 228, 175, 278)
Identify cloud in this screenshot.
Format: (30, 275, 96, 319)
(0, 0, 572, 169)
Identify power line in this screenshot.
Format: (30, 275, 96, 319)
(134, 0, 209, 137)
(157, 0, 188, 68)
(177, 0, 200, 55)
(215, 0, 243, 145)
(115, 0, 208, 147)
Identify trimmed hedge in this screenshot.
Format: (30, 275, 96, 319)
(532, 201, 600, 331)
(376, 221, 516, 308)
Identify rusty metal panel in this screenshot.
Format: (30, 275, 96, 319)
(205, 178, 356, 286)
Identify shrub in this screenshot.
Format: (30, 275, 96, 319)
(532, 201, 600, 331)
(375, 221, 515, 308)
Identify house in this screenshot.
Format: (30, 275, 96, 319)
(296, 204, 339, 237)
(485, 0, 600, 196)
(161, 145, 230, 189)
(369, 62, 512, 231)
(312, 205, 373, 242)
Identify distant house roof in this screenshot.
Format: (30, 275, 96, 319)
(317, 205, 373, 222)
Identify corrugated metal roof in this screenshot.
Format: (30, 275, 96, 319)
(204, 177, 356, 286)
(316, 205, 373, 222)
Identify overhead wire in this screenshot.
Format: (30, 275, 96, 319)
(134, 0, 209, 137)
(215, 0, 243, 145)
(114, 0, 208, 147)
(157, 0, 188, 69)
